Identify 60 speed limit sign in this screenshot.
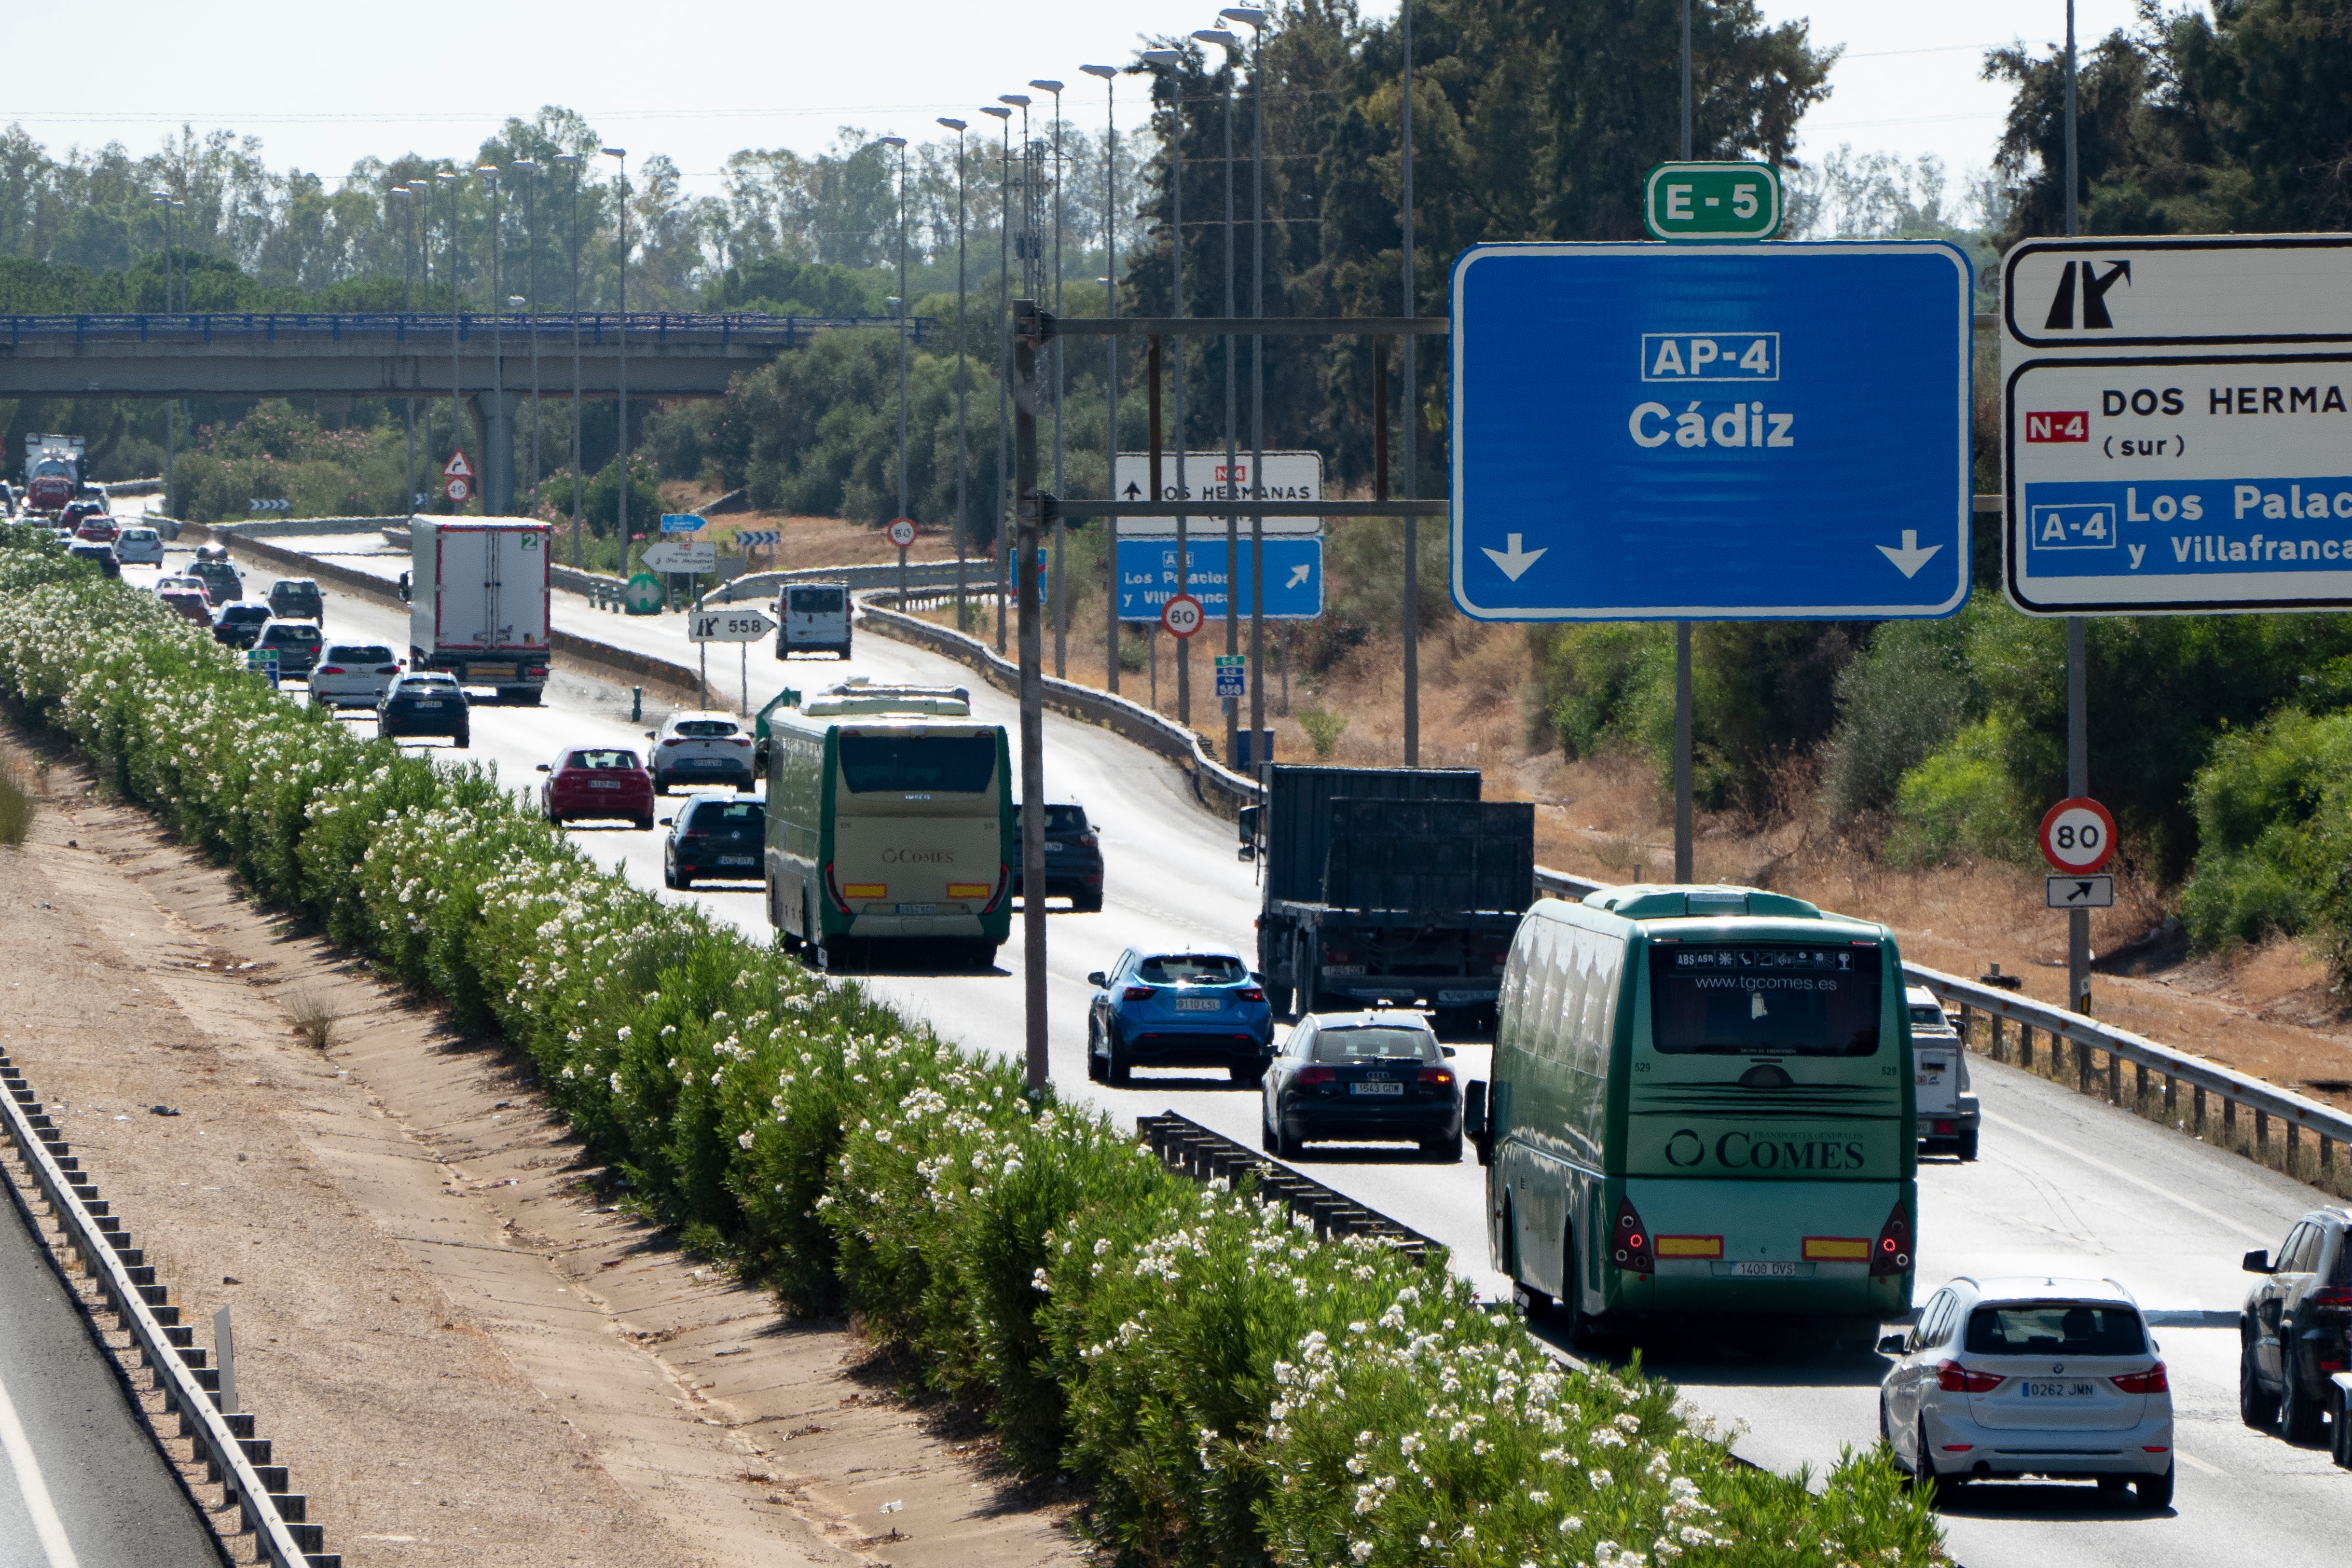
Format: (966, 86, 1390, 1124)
(2038, 797, 2117, 873)
(1160, 593, 1205, 638)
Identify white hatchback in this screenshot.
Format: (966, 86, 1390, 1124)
(1880, 1275, 2173, 1509)
(644, 712, 756, 794)
(310, 640, 405, 709)
(113, 525, 165, 566)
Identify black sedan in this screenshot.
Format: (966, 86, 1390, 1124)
(1261, 1010, 1462, 1162)
(1013, 799, 1104, 911)
(376, 674, 470, 747)
(662, 794, 765, 889)
(211, 603, 273, 649)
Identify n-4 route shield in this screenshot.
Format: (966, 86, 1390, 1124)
(1449, 241, 1975, 621)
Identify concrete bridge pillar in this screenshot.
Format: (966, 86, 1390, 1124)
(468, 388, 523, 516)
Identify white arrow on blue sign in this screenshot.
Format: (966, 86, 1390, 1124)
(660, 513, 706, 534)
(1116, 536, 1323, 621)
(1448, 241, 1976, 621)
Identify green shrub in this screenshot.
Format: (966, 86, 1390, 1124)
(1821, 612, 1981, 819)
(0, 536, 1946, 1568)
(1883, 714, 2046, 867)
(2180, 708, 2352, 954)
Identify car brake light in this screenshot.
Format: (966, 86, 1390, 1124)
(1295, 1066, 1336, 1086)
(1417, 1067, 1454, 1086)
(662, 737, 687, 747)
(1122, 986, 1155, 1001)
(2308, 1287, 2352, 1308)
(1936, 1360, 2005, 1394)
(2110, 1363, 2169, 1394)
(1235, 987, 1265, 1003)
(1611, 1197, 1654, 1274)
(728, 735, 751, 746)
(1323, 947, 1355, 963)
(377, 665, 401, 675)
(1871, 1199, 1912, 1277)
(315, 666, 345, 676)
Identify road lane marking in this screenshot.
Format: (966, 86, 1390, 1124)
(1981, 1108, 2278, 1245)
(2176, 1450, 2226, 1476)
(0, 1364, 82, 1568)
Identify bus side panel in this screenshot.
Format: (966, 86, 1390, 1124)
(764, 728, 825, 937)
(816, 731, 846, 940)
(987, 730, 1015, 943)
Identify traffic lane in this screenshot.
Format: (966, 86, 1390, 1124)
(296, 573, 1515, 1297)
(1623, 1053, 2337, 1568)
(0, 1176, 221, 1567)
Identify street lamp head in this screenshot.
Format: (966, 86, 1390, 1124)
(552, 152, 580, 165)
(979, 106, 1012, 119)
(1080, 64, 1118, 80)
(1219, 7, 1268, 28)
(508, 295, 525, 307)
(1029, 79, 1063, 94)
(408, 179, 430, 192)
(475, 165, 497, 179)
(1193, 27, 1241, 54)
(436, 171, 456, 181)
(937, 117, 967, 131)
(877, 135, 907, 149)
(600, 147, 626, 159)
(1139, 48, 1182, 67)
(511, 158, 538, 171)
(998, 93, 1031, 107)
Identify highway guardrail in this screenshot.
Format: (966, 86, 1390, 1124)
(1135, 1111, 1439, 1265)
(0, 1047, 339, 1566)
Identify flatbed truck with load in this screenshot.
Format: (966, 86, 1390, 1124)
(397, 517, 552, 703)
(1239, 764, 1536, 1032)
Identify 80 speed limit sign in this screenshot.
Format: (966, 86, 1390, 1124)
(2038, 797, 2117, 874)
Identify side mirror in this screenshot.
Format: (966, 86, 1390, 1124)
(1086, 971, 1106, 988)
(1876, 1334, 1909, 1356)
(1441, 1045, 1458, 1058)
(2243, 1249, 2274, 1274)
(1237, 803, 1261, 845)
(645, 730, 657, 742)
(659, 816, 674, 827)
(535, 763, 551, 773)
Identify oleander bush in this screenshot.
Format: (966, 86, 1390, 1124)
(0, 532, 1948, 1568)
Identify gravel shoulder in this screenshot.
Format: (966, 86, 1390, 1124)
(0, 731, 1077, 1568)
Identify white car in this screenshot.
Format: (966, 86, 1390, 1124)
(1879, 1275, 2173, 1509)
(1908, 986, 1980, 1160)
(775, 581, 852, 660)
(113, 525, 165, 566)
(643, 712, 756, 794)
(309, 640, 404, 709)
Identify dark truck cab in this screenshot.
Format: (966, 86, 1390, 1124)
(1240, 765, 1535, 1033)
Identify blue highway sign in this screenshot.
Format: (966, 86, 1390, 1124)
(1117, 536, 1323, 621)
(660, 512, 706, 533)
(1449, 241, 1975, 621)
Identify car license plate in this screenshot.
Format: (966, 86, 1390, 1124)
(1349, 1081, 1404, 1096)
(719, 855, 756, 866)
(589, 780, 622, 790)
(414, 701, 443, 709)
(1173, 997, 1222, 1012)
(1437, 990, 1488, 1004)
(2021, 1381, 2096, 1399)
(895, 903, 937, 915)
(1043, 840, 1064, 852)
(1730, 1261, 1807, 1278)
(1324, 965, 1366, 977)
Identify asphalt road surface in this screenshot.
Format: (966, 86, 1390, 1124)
(136, 529, 2352, 1567)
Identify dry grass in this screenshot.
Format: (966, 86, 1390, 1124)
(282, 987, 339, 1051)
(0, 751, 36, 845)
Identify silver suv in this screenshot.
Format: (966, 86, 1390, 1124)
(1909, 986, 1980, 1161)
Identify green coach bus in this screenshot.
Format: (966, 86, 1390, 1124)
(1479, 883, 1916, 1344)
(764, 680, 1013, 970)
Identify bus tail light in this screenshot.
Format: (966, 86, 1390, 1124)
(823, 863, 852, 913)
(1610, 1198, 1654, 1275)
(981, 862, 1010, 913)
(2111, 1363, 2169, 1394)
(1871, 1200, 1913, 1277)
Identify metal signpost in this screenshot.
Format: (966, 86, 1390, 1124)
(690, 606, 776, 715)
(2002, 235, 2352, 615)
(888, 516, 918, 602)
(1642, 162, 1783, 241)
(1448, 242, 1976, 620)
(1117, 535, 1323, 621)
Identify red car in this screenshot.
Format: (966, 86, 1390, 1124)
(60, 500, 110, 535)
(73, 516, 119, 544)
(157, 589, 214, 628)
(537, 745, 655, 829)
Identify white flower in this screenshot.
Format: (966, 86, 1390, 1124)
(1589, 1468, 1613, 1488)
(1558, 1514, 1584, 1534)
(1349, 1544, 1373, 1564)
(737, 1130, 755, 1150)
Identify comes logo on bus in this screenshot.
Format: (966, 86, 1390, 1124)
(1663, 1127, 1869, 1172)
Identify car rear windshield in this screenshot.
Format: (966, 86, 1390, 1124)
(1909, 1004, 1948, 1028)
(1137, 954, 1248, 985)
(839, 733, 996, 794)
(1964, 1303, 2146, 1358)
(1647, 944, 1882, 1057)
(402, 678, 458, 692)
(327, 646, 395, 664)
(1311, 1027, 1440, 1063)
(265, 626, 322, 643)
(567, 749, 640, 770)
(688, 800, 763, 827)
(789, 588, 845, 612)
(674, 720, 740, 738)
(1041, 805, 1089, 834)
(224, 606, 270, 622)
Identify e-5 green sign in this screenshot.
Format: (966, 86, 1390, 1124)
(1643, 162, 1782, 241)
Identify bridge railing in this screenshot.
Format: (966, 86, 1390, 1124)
(0, 312, 931, 347)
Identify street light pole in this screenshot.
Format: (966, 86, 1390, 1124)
(1223, 7, 1268, 761)
(1030, 79, 1068, 678)
(1400, 0, 1419, 766)
(152, 192, 176, 517)
(879, 136, 910, 534)
(1196, 28, 1241, 766)
(439, 169, 460, 511)
(983, 104, 1014, 653)
(939, 119, 971, 632)
(514, 157, 542, 516)
(555, 151, 582, 565)
(477, 165, 503, 515)
(1081, 63, 1121, 692)
(408, 179, 432, 507)
(391, 184, 415, 513)
(1141, 47, 1189, 724)
(2064, 0, 2091, 1014)
(603, 148, 630, 554)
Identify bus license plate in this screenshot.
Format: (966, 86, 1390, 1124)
(895, 903, 937, 915)
(1350, 1081, 1404, 1096)
(1173, 998, 1222, 1011)
(2022, 1381, 2096, 1399)
(1731, 1261, 1806, 1278)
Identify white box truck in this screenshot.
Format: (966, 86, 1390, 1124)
(399, 518, 553, 704)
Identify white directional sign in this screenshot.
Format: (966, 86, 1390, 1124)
(641, 540, 716, 573)
(735, 530, 782, 548)
(1111, 450, 1324, 534)
(689, 607, 776, 643)
(2003, 235, 2352, 614)
(2046, 874, 2115, 909)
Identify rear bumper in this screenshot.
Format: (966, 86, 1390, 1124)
(1121, 1029, 1270, 1065)
(1284, 1096, 1459, 1142)
(675, 852, 764, 878)
(553, 793, 652, 818)
(1917, 1096, 1982, 1145)
(1922, 1405, 2172, 1480)
(844, 912, 989, 939)
(1319, 977, 1500, 1008)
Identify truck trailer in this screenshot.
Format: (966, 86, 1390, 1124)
(22, 435, 85, 515)
(399, 518, 552, 703)
(1241, 764, 1536, 1032)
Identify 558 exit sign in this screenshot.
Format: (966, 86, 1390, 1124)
(1643, 162, 1782, 241)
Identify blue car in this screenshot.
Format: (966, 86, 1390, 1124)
(1085, 946, 1274, 1085)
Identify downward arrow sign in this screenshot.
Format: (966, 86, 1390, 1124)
(1877, 529, 1943, 578)
(1285, 563, 1310, 589)
(1482, 532, 1548, 581)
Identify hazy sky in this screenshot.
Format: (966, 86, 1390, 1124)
(20, 1, 2169, 197)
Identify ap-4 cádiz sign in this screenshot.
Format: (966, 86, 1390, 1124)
(1449, 241, 1976, 621)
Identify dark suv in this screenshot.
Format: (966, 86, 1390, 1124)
(2241, 1206, 2352, 1444)
(661, 794, 765, 889)
(268, 578, 325, 621)
(189, 558, 244, 605)
(1013, 800, 1104, 911)
(212, 603, 273, 649)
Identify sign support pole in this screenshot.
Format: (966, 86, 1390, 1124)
(1013, 300, 1049, 1096)
(1400, 0, 1418, 767)
(2063, 0, 2092, 1016)
(1672, 0, 1695, 881)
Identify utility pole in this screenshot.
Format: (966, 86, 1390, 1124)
(1197, 28, 1242, 767)
(605, 148, 629, 554)
(1140, 48, 1192, 724)
(440, 169, 460, 512)
(983, 104, 1014, 653)
(941, 119, 972, 632)
(1224, 6, 1270, 765)
(2064, 0, 2091, 1015)
(1031, 80, 1069, 678)
(1013, 300, 1048, 1095)
(557, 151, 583, 566)
(1082, 63, 1121, 692)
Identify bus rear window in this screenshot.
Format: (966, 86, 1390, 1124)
(1648, 944, 1881, 1056)
(839, 733, 996, 793)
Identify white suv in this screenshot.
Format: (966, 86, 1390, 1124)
(644, 712, 756, 794)
(310, 641, 404, 709)
(113, 525, 165, 566)
(1879, 1275, 2173, 1509)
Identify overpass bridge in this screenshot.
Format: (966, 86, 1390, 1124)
(0, 311, 925, 513)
